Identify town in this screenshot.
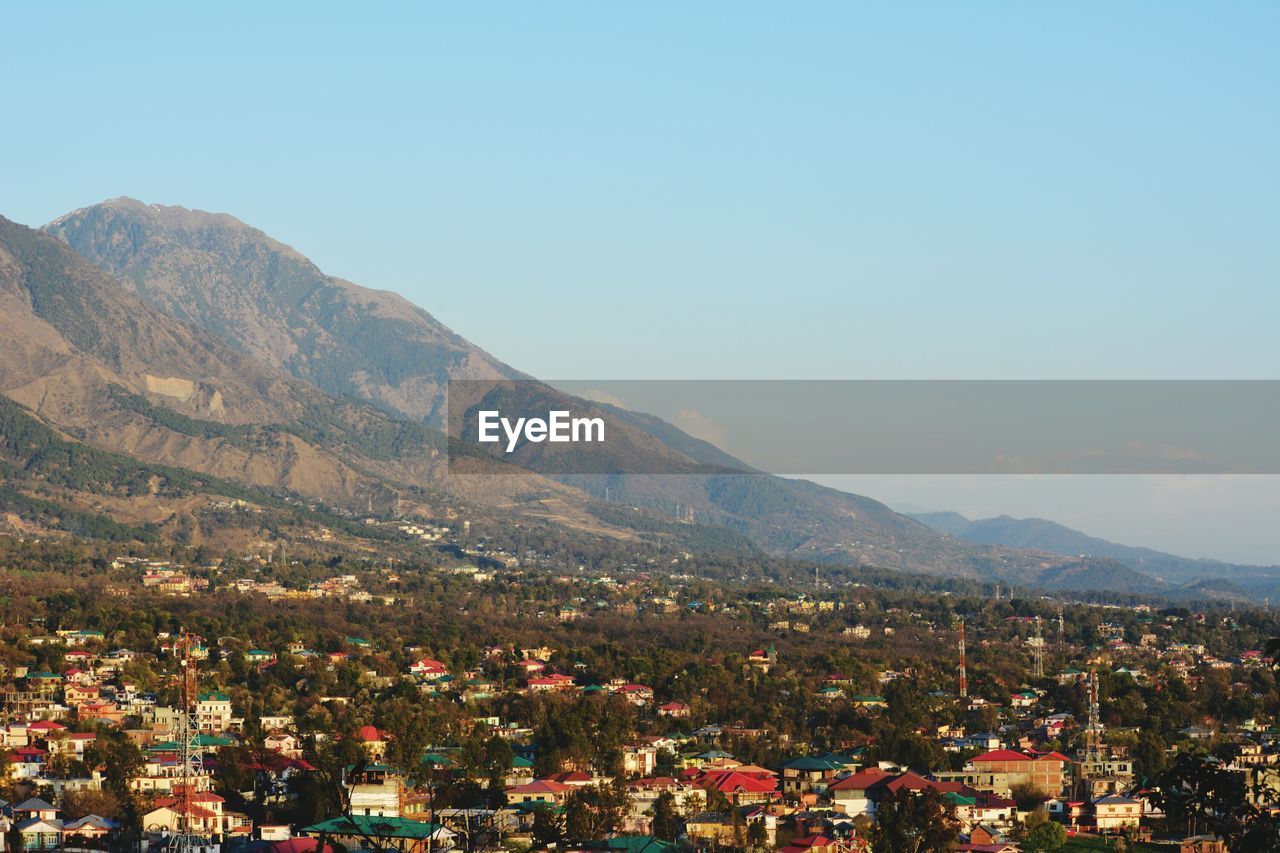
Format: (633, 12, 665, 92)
(0, 530, 1275, 853)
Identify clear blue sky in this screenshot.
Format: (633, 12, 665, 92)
(3, 3, 1278, 562)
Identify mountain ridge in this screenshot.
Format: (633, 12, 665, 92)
(911, 510, 1280, 597)
(44, 198, 519, 425)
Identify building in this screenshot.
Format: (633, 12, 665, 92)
(1093, 794, 1141, 830)
(346, 764, 403, 818)
(195, 692, 233, 733)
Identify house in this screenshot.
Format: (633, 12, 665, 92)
(410, 658, 450, 680)
(63, 814, 117, 843)
(14, 798, 59, 822)
(346, 764, 402, 817)
(778, 834, 846, 853)
(781, 756, 844, 795)
(626, 777, 706, 819)
(265, 731, 301, 758)
(16, 817, 63, 850)
(623, 743, 659, 776)
(1009, 691, 1038, 709)
(143, 803, 218, 840)
(358, 725, 388, 761)
(614, 683, 655, 706)
(300, 815, 453, 853)
(829, 768, 894, 817)
(685, 806, 776, 848)
(657, 702, 690, 718)
(196, 692, 233, 732)
(700, 770, 778, 805)
(528, 674, 578, 692)
(964, 749, 1070, 797)
(748, 644, 778, 673)
(506, 779, 574, 806)
(1093, 794, 1141, 830)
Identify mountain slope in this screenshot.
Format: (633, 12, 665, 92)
(0, 213, 475, 513)
(44, 198, 517, 425)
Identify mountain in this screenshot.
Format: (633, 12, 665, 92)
(27, 199, 1211, 596)
(0, 212, 428, 508)
(44, 198, 517, 425)
(41, 200, 1027, 576)
(911, 511, 1280, 597)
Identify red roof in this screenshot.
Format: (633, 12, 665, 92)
(972, 749, 1032, 763)
(507, 780, 573, 794)
(830, 768, 893, 791)
(28, 721, 66, 731)
(271, 839, 336, 853)
(885, 771, 942, 793)
(358, 725, 385, 742)
(629, 776, 684, 790)
(702, 770, 778, 794)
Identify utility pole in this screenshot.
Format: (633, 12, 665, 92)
(173, 632, 205, 853)
(1030, 616, 1045, 678)
(1086, 669, 1103, 763)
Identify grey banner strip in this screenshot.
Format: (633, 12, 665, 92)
(446, 380, 1279, 475)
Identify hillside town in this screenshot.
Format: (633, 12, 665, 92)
(0, 537, 1277, 853)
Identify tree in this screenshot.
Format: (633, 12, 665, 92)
(1022, 819, 1067, 852)
(651, 791, 682, 842)
(61, 787, 125, 821)
(1133, 729, 1168, 780)
(746, 817, 768, 851)
(1009, 781, 1047, 812)
(1148, 753, 1280, 848)
(563, 783, 628, 843)
(869, 789, 959, 853)
(531, 803, 564, 849)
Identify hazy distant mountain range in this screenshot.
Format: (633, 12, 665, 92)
(912, 511, 1280, 600)
(0, 196, 1268, 600)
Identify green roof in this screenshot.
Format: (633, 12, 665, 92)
(302, 816, 442, 839)
(198, 691, 230, 701)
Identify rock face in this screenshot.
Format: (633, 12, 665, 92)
(0, 213, 436, 510)
(45, 198, 517, 425)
